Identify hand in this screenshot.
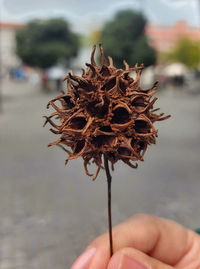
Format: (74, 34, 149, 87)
(71, 214, 200, 269)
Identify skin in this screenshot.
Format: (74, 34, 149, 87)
(71, 214, 200, 269)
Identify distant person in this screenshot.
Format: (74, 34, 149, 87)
(56, 78, 61, 91)
(41, 71, 48, 91)
(173, 75, 185, 87)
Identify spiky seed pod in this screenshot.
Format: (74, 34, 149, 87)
(44, 44, 170, 180)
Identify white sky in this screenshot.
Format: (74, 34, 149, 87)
(0, 0, 199, 33)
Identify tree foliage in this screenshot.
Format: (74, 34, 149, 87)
(167, 38, 200, 69)
(16, 18, 80, 68)
(100, 10, 156, 68)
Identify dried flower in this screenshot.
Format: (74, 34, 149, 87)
(44, 44, 170, 180)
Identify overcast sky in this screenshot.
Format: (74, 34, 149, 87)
(0, 0, 199, 33)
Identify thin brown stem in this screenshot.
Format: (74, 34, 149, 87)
(104, 154, 113, 257)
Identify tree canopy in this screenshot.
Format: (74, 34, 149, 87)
(100, 10, 156, 68)
(167, 38, 200, 69)
(16, 18, 80, 69)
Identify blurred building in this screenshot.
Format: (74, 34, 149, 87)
(0, 22, 24, 71)
(146, 20, 200, 52)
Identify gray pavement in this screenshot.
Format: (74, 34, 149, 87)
(0, 79, 200, 268)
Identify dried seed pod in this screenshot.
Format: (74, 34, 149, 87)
(44, 44, 170, 180)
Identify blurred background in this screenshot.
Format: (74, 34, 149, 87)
(0, 0, 200, 268)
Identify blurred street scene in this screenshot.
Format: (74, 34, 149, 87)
(0, 0, 200, 268)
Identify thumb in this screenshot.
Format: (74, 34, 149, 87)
(108, 248, 174, 269)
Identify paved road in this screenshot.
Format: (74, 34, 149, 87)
(0, 80, 200, 268)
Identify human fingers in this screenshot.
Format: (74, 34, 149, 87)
(71, 214, 199, 269)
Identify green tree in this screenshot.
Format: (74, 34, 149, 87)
(16, 18, 80, 69)
(167, 38, 200, 69)
(100, 10, 156, 68)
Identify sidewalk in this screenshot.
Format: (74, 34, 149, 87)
(0, 80, 200, 268)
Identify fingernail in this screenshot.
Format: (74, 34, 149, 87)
(71, 247, 96, 269)
(121, 256, 148, 269)
(108, 254, 148, 269)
